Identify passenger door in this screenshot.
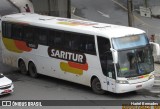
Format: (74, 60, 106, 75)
(97, 36, 116, 92)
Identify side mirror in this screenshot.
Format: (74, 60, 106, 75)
(150, 42, 160, 56)
(110, 48, 118, 63)
(0, 73, 3, 76)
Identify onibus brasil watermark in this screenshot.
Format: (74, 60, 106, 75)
(2, 101, 42, 107)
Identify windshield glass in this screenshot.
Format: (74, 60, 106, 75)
(112, 34, 148, 50)
(117, 46, 154, 78)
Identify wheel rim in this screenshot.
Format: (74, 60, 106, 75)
(29, 63, 37, 77)
(20, 61, 26, 73)
(31, 66, 36, 74)
(95, 82, 101, 91)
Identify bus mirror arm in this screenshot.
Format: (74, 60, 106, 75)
(150, 42, 160, 56)
(110, 48, 118, 64)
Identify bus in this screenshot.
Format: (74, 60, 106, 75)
(1, 13, 160, 94)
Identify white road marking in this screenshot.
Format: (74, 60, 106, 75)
(97, 10, 110, 18)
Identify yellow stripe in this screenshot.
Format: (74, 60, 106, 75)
(2, 37, 22, 53)
(60, 62, 83, 75)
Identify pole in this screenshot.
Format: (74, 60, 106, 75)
(67, 0, 71, 18)
(144, 0, 148, 8)
(127, 0, 133, 27)
(48, 0, 51, 15)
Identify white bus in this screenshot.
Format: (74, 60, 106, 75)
(1, 13, 160, 94)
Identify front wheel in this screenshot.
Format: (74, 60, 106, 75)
(91, 78, 105, 94)
(28, 62, 38, 78)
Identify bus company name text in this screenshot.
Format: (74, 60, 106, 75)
(48, 47, 86, 64)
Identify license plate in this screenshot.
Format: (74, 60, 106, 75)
(136, 85, 142, 88)
(3, 89, 11, 93)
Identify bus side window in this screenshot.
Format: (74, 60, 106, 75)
(2, 22, 6, 37)
(23, 26, 35, 43)
(48, 30, 55, 46)
(48, 30, 64, 48)
(36, 28, 48, 45)
(2, 22, 12, 38)
(12, 24, 23, 40)
(54, 31, 63, 48)
(63, 32, 79, 51)
(78, 35, 96, 55)
(69, 34, 81, 51)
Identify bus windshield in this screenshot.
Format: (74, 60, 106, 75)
(117, 45, 154, 78)
(112, 34, 148, 50)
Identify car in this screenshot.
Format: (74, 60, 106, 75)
(0, 73, 14, 95)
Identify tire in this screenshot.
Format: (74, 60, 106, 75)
(19, 60, 28, 75)
(28, 62, 38, 78)
(91, 78, 105, 94)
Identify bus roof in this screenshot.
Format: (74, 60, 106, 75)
(2, 13, 145, 39)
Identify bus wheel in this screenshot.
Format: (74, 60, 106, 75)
(19, 60, 28, 75)
(91, 78, 105, 94)
(28, 62, 38, 78)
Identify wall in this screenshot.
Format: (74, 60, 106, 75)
(31, 0, 69, 17)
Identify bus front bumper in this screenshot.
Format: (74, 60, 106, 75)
(115, 78, 154, 93)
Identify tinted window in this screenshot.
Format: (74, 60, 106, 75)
(12, 24, 23, 40)
(23, 26, 35, 43)
(97, 36, 115, 78)
(48, 30, 96, 55)
(48, 30, 55, 46)
(36, 28, 48, 45)
(78, 34, 96, 55)
(2, 22, 12, 38)
(54, 31, 63, 48)
(63, 32, 79, 50)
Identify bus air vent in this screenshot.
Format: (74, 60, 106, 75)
(93, 24, 111, 28)
(39, 17, 54, 21)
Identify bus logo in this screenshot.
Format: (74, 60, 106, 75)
(48, 47, 88, 75)
(48, 47, 86, 64)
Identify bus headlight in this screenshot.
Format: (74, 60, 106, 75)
(148, 75, 154, 80)
(116, 80, 129, 84)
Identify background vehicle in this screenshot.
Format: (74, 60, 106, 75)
(1, 13, 159, 94)
(0, 74, 14, 95)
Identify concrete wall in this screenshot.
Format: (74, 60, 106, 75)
(31, 0, 69, 17)
(9, 0, 34, 13)
(0, 0, 19, 16)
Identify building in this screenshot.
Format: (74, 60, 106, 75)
(31, 0, 71, 18)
